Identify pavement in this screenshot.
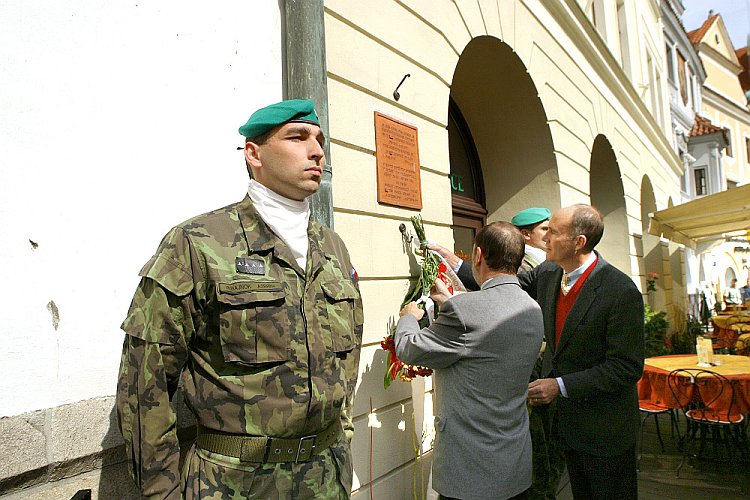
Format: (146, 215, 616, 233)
(555, 410, 749, 499)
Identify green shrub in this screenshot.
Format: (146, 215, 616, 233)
(644, 304, 670, 358)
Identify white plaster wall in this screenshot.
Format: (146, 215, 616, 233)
(0, 0, 283, 417)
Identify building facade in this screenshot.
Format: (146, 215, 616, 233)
(1, 1, 695, 498)
(682, 11, 750, 313)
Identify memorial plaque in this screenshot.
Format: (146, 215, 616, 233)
(374, 112, 422, 210)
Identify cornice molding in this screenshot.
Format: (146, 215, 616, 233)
(702, 86, 750, 124)
(698, 43, 743, 74)
(546, 0, 682, 177)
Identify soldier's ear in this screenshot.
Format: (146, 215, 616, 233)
(245, 141, 262, 175)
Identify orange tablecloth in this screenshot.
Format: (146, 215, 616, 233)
(638, 354, 750, 415)
(712, 313, 750, 330)
(711, 313, 750, 349)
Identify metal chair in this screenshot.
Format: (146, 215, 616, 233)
(639, 400, 680, 449)
(637, 399, 680, 470)
(667, 368, 748, 476)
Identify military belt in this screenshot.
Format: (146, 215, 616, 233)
(196, 420, 341, 463)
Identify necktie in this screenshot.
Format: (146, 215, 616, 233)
(561, 273, 570, 296)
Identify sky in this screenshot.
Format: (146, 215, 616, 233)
(681, 0, 750, 50)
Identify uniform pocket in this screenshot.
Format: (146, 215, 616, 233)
(216, 281, 290, 365)
(320, 279, 361, 353)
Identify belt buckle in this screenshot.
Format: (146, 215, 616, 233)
(295, 435, 317, 462)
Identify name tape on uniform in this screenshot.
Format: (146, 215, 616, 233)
(219, 281, 283, 294)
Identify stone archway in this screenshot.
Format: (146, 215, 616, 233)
(449, 36, 559, 239)
(590, 135, 630, 273)
(640, 175, 664, 308)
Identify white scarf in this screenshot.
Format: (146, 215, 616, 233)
(525, 245, 547, 266)
(247, 180, 310, 270)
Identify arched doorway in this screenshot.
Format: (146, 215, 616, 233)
(590, 135, 630, 273)
(449, 36, 558, 254)
(448, 98, 486, 259)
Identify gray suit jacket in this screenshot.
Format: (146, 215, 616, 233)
(395, 276, 543, 500)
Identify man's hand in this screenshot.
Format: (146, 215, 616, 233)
(400, 302, 425, 320)
(528, 378, 560, 406)
(426, 243, 459, 270)
(430, 279, 453, 306)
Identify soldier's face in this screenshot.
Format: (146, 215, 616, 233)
(246, 122, 326, 201)
(523, 220, 549, 250)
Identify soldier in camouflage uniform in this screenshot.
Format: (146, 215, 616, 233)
(117, 99, 363, 499)
(510, 208, 563, 500)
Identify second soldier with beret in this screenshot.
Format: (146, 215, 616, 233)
(511, 207, 551, 272)
(428, 207, 551, 290)
(508, 207, 565, 500)
(116, 99, 363, 499)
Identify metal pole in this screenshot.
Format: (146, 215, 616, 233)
(284, 0, 333, 228)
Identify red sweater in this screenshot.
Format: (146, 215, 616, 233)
(555, 258, 598, 346)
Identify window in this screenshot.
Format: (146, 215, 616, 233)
(725, 128, 733, 157)
(617, 0, 631, 76)
(665, 42, 674, 82)
(655, 71, 664, 127)
(677, 51, 688, 105)
(591, 1, 597, 27)
(646, 51, 660, 119)
(694, 168, 707, 196)
(590, 0, 606, 37)
(745, 137, 750, 164)
(685, 65, 694, 107)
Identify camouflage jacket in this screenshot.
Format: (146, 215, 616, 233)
(116, 196, 363, 498)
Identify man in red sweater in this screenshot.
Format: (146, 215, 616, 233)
(521, 204, 644, 499)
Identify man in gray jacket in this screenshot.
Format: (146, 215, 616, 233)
(396, 222, 543, 500)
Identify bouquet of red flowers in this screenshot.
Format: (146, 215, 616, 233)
(381, 215, 456, 388)
(380, 335, 433, 388)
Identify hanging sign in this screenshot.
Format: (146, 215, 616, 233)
(374, 112, 422, 210)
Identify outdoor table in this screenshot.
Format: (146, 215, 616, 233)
(637, 354, 750, 415)
(711, 312, 750, 350)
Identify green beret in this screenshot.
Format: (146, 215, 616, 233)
(238, 99, 320, 138)
(511, 207, 552, 227)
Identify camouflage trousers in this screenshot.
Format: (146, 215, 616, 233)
(180, 443, 349, 499)
(528, 402, 565, 500)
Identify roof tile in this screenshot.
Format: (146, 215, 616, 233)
(690, 114, 728, 143)
(687, 14, 719, 45)
(737, 46, 749, 92)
